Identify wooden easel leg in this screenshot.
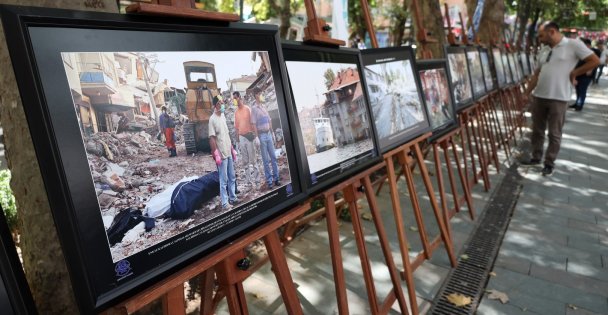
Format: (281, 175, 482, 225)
(162, 284, 186, 315)
(324, 193, 349, 315)
(413, 143, 457, 267)
(451, 138, 475, 220)
(362, 176, 411, 315)
(457, 127, 471, 191)
(344, 184, 381, 314)
(463, 115, 479, 186)
(399, 151, 432, 259)
(199, 269, 215, 315)
(481, 101, 500, 172)
(471, 109, 491, 191)
(432, 143, 452, 240)
(263, 231, 303, 315)
(441, 141, 460, 217)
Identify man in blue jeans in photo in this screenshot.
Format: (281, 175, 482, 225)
(209, 95, 238, 209)
(251, 88, 280, 189)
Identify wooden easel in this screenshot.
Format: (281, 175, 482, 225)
(103, 3, 303, 315)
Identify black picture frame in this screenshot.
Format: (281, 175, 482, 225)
(282, 41, 381, 194)
(416, 59, 459, 140)
(491, 47, 507, 88)
(479, 47, 496, 92)
(465, 46, 487, 99)
(0, 207, 37, 315)
(360, 46, 431, 153)
(1, 5, 305, 313)
(445, 46, 474, 110)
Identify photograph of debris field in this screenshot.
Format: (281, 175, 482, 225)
(61, 50, 293, 262)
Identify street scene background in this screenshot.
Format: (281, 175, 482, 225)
(448, 52, 473, 104)
(419, 68, 454, 130)
(467, 50, 486, 96)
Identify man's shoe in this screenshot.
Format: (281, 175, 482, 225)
(541, 165, 554, 176)
(229, 198, 239, 206)
(569, 104, 578, 108)
(575, 107, 582, 111)
(520, 159, 541, 165)
(274, 180, 280, 187)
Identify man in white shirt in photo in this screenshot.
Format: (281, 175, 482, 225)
(523, 21, 600, 176)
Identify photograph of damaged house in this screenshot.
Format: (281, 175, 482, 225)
(445, 46, 474, 109)
(5, 11, 304, 311)
(282, 43, 380, 193)
(62, 50, 297, 263)
(361, 46, 430, 152)
(417, 60, 457, 136)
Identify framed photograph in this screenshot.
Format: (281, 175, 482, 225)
(508, 53, 520, 83)
(465, 46, 487, 99)
(360, 46, 431, 152)
(501, 52, 514, 85)
(417, 60, 458, 139)
(445, 46, 474, 109)
(282, 42, 381, 194)
(529, 52, 537, 72)
(491, 48, 507, 88)
(1, 5, 304, 313)
(479, 48, 496, 92)
(520, 52, 531, 77)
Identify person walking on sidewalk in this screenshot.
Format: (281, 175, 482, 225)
(570, 38, 601, 111)
(523, 21, 600, 176)
(594, 41, 606, 84)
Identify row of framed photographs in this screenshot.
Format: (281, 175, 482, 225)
(0, 5, 534, 313)
(445, 45, 536, 109)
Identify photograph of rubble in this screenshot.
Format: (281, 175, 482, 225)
(361, 46, 430, 151)
(520, 52, 531, 77)
(417, 60, 457, 136)
(508, 53, 521, 83)
(480, 49, 496, 92)
(446, 46, 473, 109)
(492, 48, 507, 88)
(61, 50, 295, 263)
(283, 44, 379, 192)
(466, 47, 487, 99)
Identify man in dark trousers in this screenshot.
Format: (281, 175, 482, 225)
(159, 106, 177, 157)
(570, 38, 601, 111)
(523, 21, 599, 176)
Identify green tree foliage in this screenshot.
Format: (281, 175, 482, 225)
(324, 69, 335, 89)
(246, 0, 303, 38)
(0, 170, 17, 235)
(195, 0, 218, 11)
(388, 0, 409, 47)
(219, 0, 235, 13)
(348, 0, 377, 41)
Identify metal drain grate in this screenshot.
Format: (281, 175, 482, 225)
(430, 163, 522, 315)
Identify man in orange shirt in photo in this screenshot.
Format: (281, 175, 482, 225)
(233, 91, 259, 188)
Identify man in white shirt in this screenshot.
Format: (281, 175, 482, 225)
(523, 21, 600, 176)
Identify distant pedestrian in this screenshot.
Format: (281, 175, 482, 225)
(159, 106, 177, 157)
(594, 41, 606, 84)
(523, 21, 600, 176)
(209, 96, 238, 209)
(251, 88, 280, 189)
(570, 38, 601, 111)
(233, 91, 258, 188)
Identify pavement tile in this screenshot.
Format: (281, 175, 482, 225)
(529, 263, 608, 297)
(568, 218, 608, 235)
(567, 259, 608, 282)
(494, 253, 531, 275)
(566, 305, 607, 315)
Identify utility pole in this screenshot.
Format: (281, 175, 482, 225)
(138, 53, 161, 132)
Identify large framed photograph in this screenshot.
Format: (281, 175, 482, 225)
(417, 60, 458, 139)
(520, 52, 531, 77)
(360, 47, 431, 152)
(508, 53, 520, 83)
(1, 5, 304, 313)
(465, 46, 487, 99)
(479, 48, 496, 92)
(492, 48, 507, 88)
(445, 46, 474, 109)
(502, 52, 514, 85)
(282, 42, 380, 193)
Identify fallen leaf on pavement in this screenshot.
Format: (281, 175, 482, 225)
(361, 212, 373, 221)
(409, 226, 418, 232)
(446, 293, 472, 307)
(460, 254, 469, 260)
(489, 272, 497, 277)
(487, 289, 509, 304)
(568, 304, 578, 310)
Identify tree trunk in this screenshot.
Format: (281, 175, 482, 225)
(0, 1, 117, 314)
(279, 0, 290, 39)
(515, 0, 532, 48)
(416, 0, 447, 58)
(475, 0, 505, 47)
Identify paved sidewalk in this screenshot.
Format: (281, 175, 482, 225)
(478, 80, 608, 314)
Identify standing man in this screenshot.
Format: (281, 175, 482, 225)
(251, 88, 280, 189)
(233, 91, 258, 188)
(159, 106, 177, 157)
(523, 21, 600, 176)
(594, 41, 606, 84)
(209, 96, 238, 209)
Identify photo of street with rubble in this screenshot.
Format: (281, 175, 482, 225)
(61, 50, 293, 262)
(467, 50, 486, 96)
(447, 51, 473, 104)
(285, 61, 375, 174)
(419, 68, 454, 130)
(363, 59, 425, 140)
(480, 51, 495, 91)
